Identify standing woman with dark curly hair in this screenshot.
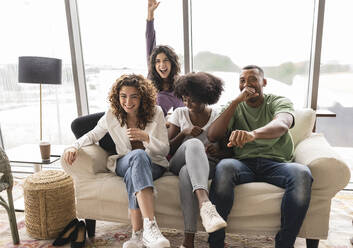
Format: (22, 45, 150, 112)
(146, 0, 184, 116)
(63, 74, 171, 248)
(168, 72, 231, 248)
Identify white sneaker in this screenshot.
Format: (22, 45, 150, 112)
(143, 217, 170, 248)
(123, 229, 144, 248)
(200, 201, 227, 233)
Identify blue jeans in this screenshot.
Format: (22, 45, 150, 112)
(115, 149, 166, 209)
(208, 158, 313, 248)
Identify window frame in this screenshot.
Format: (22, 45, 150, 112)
(65, 0, 326, 115)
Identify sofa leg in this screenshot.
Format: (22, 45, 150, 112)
(306, 238, 319, 248)
(85, 219, 96, 238)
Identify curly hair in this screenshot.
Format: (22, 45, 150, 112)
(174, 72, 224, 105)
(149, 45, 181, 91)
(108, 74, 157, 129)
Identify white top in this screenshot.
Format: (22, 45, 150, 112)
(168, 107, 219, 145)
(69, 106, 169, 172)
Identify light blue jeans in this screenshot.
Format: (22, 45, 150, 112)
(115, 149, 166, 209)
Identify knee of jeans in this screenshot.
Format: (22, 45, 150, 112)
(293, 167, 313, 205)
(296, 166, 313, 187)
(216, 159, 238, 179)
(130, 149, 148, 158)
(130, 149, 151, 170)
(131, 149, 150, 162)
(213, 160, 236, 195)
(184, 138, 204, 151)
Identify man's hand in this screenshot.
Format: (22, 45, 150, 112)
(182, 126, 203, 137)
(148, 0, 160, 20)
(63, 147, 78, 166)
(127, 128, 150, 143)
(227, 130, 256, 148)
(236, 87, 259, 103)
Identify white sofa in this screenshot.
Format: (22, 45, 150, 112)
(61, 108, 351, 247)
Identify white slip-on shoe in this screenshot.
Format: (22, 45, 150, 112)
(200, 201, 227, 233)
(123, 229, 144, 248)
(143, 217, 170, 248)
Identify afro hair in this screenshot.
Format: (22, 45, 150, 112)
(174, 72, 224, 105)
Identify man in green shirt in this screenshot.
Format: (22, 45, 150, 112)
(207, 65, 313, 248)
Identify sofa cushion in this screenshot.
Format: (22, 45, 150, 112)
(289, 108, 316, 147)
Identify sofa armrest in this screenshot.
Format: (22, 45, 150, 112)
(61, 144, 109, 180)
(294, 133, 351, 196)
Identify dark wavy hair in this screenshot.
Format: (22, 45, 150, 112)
(149, 45, 181, 91)
(174, 72, 224, 105)
(108, 74, 157, 129)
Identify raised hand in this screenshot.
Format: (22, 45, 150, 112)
(127, 128, 150, 143)
(148, 0, 160, 20)
(182, 126, 203, 137)
(63, 147, 78, 166)
(227, 130, 255, 148)
(148, 0, 160, 12)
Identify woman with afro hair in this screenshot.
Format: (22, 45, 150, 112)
(168, 72, 231, 248)
(63, 74, 171, 248)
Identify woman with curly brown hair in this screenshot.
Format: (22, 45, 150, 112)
(168, 72, 230, 248)
(63, 74, 171, 248)
(70, 0, 183, 156)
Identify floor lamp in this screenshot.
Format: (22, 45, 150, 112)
(18, 56, 62, 155)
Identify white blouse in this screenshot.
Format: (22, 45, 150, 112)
(70, 106, 169, 172)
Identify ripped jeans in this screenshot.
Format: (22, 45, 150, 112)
(115, 149, 166, 209)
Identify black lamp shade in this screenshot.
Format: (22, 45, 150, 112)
(18, 56, 62, 85)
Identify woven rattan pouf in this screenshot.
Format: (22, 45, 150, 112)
(24, 170, 76, 239)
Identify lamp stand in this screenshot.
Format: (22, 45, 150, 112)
(40, 83, 42, 141)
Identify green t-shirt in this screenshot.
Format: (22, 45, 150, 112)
(227, 94, 295, 162)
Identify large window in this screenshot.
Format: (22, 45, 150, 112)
(77, 0, 184, 113)
(0, 0, 76, 148)
(316, 0, 353, 147)
(191, 0, 314, 108)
